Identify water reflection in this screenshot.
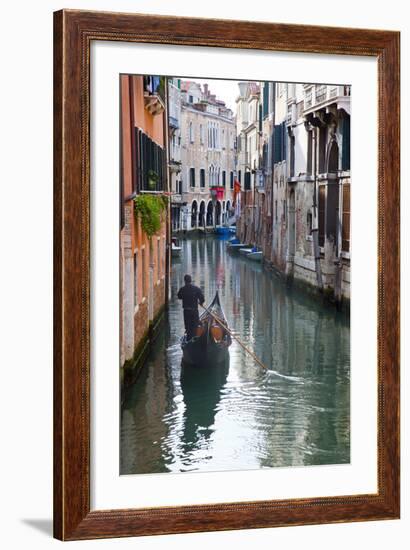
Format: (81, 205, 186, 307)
(120, 236, 350, 475)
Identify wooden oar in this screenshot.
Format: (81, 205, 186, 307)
(199, 303, 269, 371)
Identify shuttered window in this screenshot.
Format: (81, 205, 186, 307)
(263, 81, 269, 117)
(273, 122, 287, 163)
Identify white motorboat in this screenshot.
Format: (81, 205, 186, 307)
(239, 247, 254, 256)
(171, 238, 182, 257)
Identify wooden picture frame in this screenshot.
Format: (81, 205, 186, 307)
(53, 9, 400, 541)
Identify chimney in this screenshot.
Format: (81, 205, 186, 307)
(203, 83, 209, 97)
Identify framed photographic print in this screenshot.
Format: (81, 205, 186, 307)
(54, 9, 400, 541)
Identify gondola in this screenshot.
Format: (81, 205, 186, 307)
(181, 291, 232, 367)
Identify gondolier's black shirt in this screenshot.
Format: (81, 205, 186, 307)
(177, 283, 205, 310)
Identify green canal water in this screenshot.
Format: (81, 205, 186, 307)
(120, 236, 350, 475)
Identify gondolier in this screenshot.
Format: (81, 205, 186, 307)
(177, 274, 205, 340)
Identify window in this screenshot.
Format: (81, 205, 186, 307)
(230, 171, 234, 189)
(222, 171, 226, 187)
(342, 115, 351, 170)
(283, 200, 287, 224)
(342, 184, 350, 252)
(189, 122, 194, 143)
(307, 211, 313, 236)
(244, 172, 251, 191)
(133, 252, 138, 307)
(307, 130, 313, 175)
(136, 129, 165, 191)
(238, 170, 242, 183)
(275, 200, 278, 222)
(263, 81, 270, 118)
(200, 124, 204, 145)
(222, 129, 225, 148)
(189, 94, 193, 103)
(200, 169, 205, 188)
(141, 248, 146, 298)
(289, 135, 295, 177)
(273, 122, 287, 163)
(318, 185, 326, 247)
(189, 167, 195, 187)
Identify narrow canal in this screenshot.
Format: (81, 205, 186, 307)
(120, 236, 350, 475)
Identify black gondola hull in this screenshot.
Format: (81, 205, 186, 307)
(181, 335, 230, 367)
(180, 291, 232, 367)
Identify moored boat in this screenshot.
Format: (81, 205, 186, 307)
(215, 226, 230, 235)
(171, 237, 182, 257)
(247, 250, 263, 262)
(181, 291, 232, 367)
(239, 247, 254, 256)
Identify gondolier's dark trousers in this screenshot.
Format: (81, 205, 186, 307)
(183, 308, 199, 340)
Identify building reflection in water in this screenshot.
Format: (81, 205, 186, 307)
(120, 236, 350, 475)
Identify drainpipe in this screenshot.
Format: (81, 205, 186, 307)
(311, 126, 323, 291)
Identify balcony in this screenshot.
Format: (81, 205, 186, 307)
(143, 76, 165, 115)
(169, 115, 179, 130)
(169, 159, 182, 174)
(304, 84, 351, 116)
